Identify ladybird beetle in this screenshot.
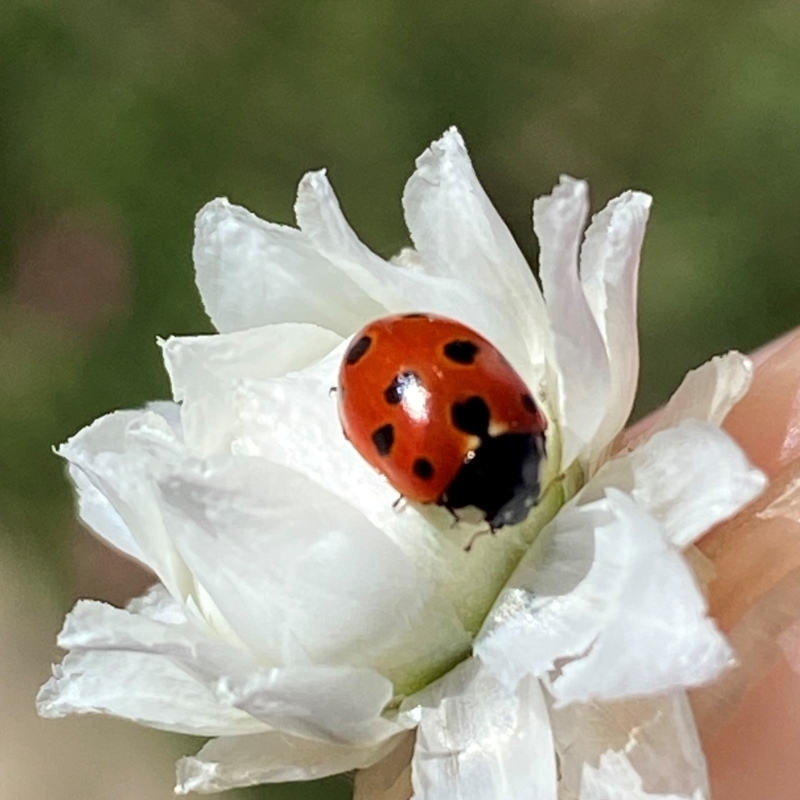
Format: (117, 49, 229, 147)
(337, 313, 547, 530)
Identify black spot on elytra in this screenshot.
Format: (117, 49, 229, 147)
(384, 370, 423, 405)
(371, 424, 394, 456)
(521, 393, 537, 413)
(345, 335, 372, 366)
(451, 396, 491, 437)
(413, 458, 435, 480)
(443, 339, 479, 365)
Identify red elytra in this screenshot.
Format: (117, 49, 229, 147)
(337, 313, 547, 530)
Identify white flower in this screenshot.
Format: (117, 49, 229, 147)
(37, 128, 765, 799)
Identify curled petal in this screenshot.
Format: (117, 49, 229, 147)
(215, 665, 401, 746)
(580, 190, 652, 456)
(535, 177, 610, 468)
(37, 596, 264, 737)
(475, 501, 606, 687)
(639, 352, 753, 442)
(401, 659, 556, 800)
(582, 420, 766, 548)
(295, 169, 406, 310)
(67, 461, 146, 564)
(37, 649, 262, 737)
(553, 491, 733, 704)
(477, 491, 733, 702)
(296, 167, 537, 387)
(161, 323, 342, 456)
(402, 127, 550, 384)
(41, 591, 401, 748)
(176, 730, 405, 795)
(58, 409, 194, 598)
(194, 198, 384, 335)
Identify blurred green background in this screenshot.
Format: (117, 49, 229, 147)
(1, 1, 799, 798)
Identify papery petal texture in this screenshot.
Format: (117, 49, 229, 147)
(476, 491, 733, 701)
(535, 177, 611, 468)
(58, 409, 194, 598)
(38, 584, 403, 752)
(37, 592, 264, 736)
(68, 461, 147, 564)
(176, 731, 405, 795)
(161, 323, 342, 457)
(551, 491, 734, 704)
(402, 127, 551, 388)
(401, 658, 556, 800)
(583, 420, 766, 548)
(579, 190, 652, 458)
(194, 198, 385, 335)
(296, 164, 539, 388)
(642, 351, 753, 439)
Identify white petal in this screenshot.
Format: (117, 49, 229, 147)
(58, 410, 194, 598)
(44, 594, 402, 748)
(579, 191, 652, 456)
(67, 461, 147, 564)
(402, 127, 550, 381)
(176, 730, 405, 795)
(126, 582, 188, 623)
(295, 169, 539, 388)
(477, 491, 733, 702)
(230, 343, 406, 528)
(581, 420, 766, 548)
(161, 323, 342, 456)
(193, 197, 384, 335)
(550, 691, 709, 799)
(295, 169, 408, 310)
(157, 454, 471, 695)
(552, 491, 733, 704)
(37, 599, 264, 736)
(475, 501, 603, 688)
(216, 665, 402, 745)
(580, 750, 705, 800)
(402, 659, 556, 800)
(55, 594, 247, 672)
(641, 351, 753, 440)
(37, 649, 263, 736)
(535, 177, 611, 468)
(145, 399, 184, 438)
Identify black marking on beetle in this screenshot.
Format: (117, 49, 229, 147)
(521, 393, 537, 413)
(384, 370, 423, 405)
(345, 335, 372, 366)
(443, 339, 480, 365)
(451, 396, 491, 437)
(441, 431, 545, 530)
(403, 312, 426, 319)
(371, 424, 395, 456)
(413, 458, 435, 480)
